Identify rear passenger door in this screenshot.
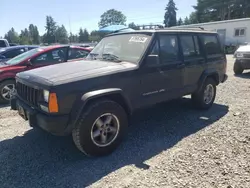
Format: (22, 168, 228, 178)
(179, 34, 205, 94)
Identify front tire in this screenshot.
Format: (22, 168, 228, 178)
(234, 61, 243, 75)
(191, 78, 216, 110)
(72, 99, 128, 157)
(0, 80, 15, 104)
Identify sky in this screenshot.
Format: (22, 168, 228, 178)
(0, 0, 197, 37)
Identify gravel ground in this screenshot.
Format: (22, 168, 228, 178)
(0, 55, 249, 188)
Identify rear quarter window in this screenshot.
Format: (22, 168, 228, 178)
(202, 35, 222, 56)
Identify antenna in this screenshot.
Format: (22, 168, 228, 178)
(68, 15, 72, 44)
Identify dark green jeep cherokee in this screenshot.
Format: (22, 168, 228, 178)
(10, 29, 228, 157)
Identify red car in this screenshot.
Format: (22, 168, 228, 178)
(0, 45, 91, 103)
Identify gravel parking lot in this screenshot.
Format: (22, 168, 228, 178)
(0, 55, 249, 188)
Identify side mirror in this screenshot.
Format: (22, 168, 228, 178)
(0, 55, 6, 60)
(145, 54, 160, 66)
(26, 59, 33, 66)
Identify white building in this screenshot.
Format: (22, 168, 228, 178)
(173, 18, 250, 46)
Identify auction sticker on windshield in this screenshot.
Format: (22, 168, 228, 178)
(129, 36, 148, 43)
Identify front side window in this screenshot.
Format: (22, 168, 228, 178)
(68, 48, 89, 60)
(33, 48, 66, 64)
(235, 28, 246, 37)
(202, 35, 221, 55)
(87, 33, 152, 64)
(159, 34, 179, 63)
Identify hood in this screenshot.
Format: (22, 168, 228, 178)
(17, 60, 137, 86)
(236, 45, 250, 53)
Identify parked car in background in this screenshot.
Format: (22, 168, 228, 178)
(233, 44, 250, 74)
(0, 39, 10, 48)
(0, 45, 90, 103)
(9, 43, 18, 46)
(0, 45, 39, 63)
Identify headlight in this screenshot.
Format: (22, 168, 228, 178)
(236, 53, 244, 58)
(43, 90, 50, 102)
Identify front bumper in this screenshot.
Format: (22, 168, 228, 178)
(221, 74, 228, 83)
(235, 59, 250, 69)
(10, 96, 70, 136)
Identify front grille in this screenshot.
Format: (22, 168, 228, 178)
(244, 53, 250, 58)
(16, 82, 40, 107)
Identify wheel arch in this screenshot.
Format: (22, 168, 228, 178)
(197, 70, 219, 93)
(81, 88, 132, 115)
(68, 88, 133, 130)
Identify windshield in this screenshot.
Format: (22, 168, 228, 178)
(5, 48, 44, 65)
(86, 33, 152, 64)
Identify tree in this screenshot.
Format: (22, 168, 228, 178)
(79, 28, 89, 42)
(163, 0, 178, 27)
(98, 9, 127, 28)
(193, 0, 250, 23)
(184, 17, 190, 25)
(55, 25, 69, 44)
(189, 12, 198, 24)
(4, 28, 20, 43)
(128, 22, 140, 30)
(44, 16, 57, 44)
(69, 32, 78, 43)
(29, 24, 40, 44)
(88, 30, 101, 42)
(177, 18, 183, 26)
(19, 28, 31, 44)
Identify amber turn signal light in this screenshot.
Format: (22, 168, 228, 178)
(48, 93, 58, 113)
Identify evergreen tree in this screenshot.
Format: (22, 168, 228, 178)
(163, 0, 178, 27)
(177, 18, 183, 26)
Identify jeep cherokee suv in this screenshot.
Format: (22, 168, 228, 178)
(10, 29, 227, 157)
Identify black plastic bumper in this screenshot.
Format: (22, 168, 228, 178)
(10, 97, 70, 136)
(236, 59, 250, 69)
(221, 74, 228, 83)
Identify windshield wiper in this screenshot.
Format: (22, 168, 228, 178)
(101, 53, 122, 62)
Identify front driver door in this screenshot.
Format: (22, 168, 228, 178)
(27, 47, 68, 70)
(134, 34, 184, 109)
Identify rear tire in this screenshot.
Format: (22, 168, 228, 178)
(72, 99, 128, 157)
(191, 78, 216, 110)
(234, 61, 243, 75)
(0, 80, 15, 104)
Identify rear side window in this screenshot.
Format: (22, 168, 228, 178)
(180, 35, 201, 58)
(4, 49, 25, 58)
(68, 48, 89, 60)
(202, 35, 221, 55)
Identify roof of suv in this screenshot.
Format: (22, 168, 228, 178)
(107, 28, 217, 37)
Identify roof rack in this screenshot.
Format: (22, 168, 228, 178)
(156, 27, 205, 31)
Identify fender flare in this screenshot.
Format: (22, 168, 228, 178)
(197, 69, 219, 93)
(71, 88, 132, 127)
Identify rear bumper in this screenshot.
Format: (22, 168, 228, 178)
(10, 96, 71, 136)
